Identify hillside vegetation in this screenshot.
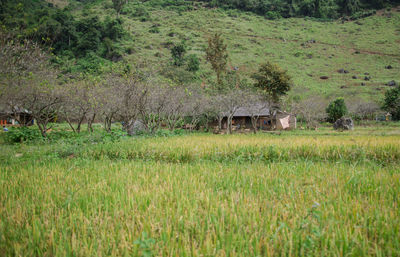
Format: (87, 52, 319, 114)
(1, 0, 399, 102)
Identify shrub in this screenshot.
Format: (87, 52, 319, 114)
(382, 85, 400, 120)
(4, 127, 43, 143)
(326, 97, 348, 123)
(186, 54, 200, 72)
(171, 42, 186, 66)
(265, 11, 281, 20)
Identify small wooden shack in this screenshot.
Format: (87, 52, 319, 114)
(213, 105, 296, 131)
(0, 107, 34, 126)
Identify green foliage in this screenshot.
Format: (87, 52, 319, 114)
(265, 11, 282, 20)
(382, 85, 400, 120)
(170, 42, 186, 66)
(206, 33, 228, 85)
(195, 0, 397, 18)
(253, 62, 292, 103)
(4, 127, 43, 143)
(185, 54, 200, 72)
(112, 0, 126, 16)
(326, 97, 348, 123)
(0, 1, 126, 74)
(134, 232, 155, 257)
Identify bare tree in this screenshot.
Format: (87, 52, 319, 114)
(162, 86, 187, 131)
(347, 98, 379, 120)
(292, 96, 327, 129)
(183, 87, 206, 132)
(97, 78, 120, 133)
(60, 79, 96, 133)
(0, 32, 62, 136)
(139, 85, 169, 134)
(110, 72, 151, 136)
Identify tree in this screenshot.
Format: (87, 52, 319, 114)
(60, 80, 93, 133)
(205, 33, 228, 85)
(342, 0, 360, 15)
(0, 31, 62, 137)
(163, 86, 187, 131)
(253, 62, 291, 106)
(110, 71, 151, 136)
(291, 96, 327, 129)
(382, 86, 400, 120)
(347, 98, 379, 121)
(171, 42, 186, 66)
(326, 97, 348, 123)
(112, 0, 126, 17)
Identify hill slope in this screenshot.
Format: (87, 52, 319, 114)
(116, 3, 400, 102)
(3, 0, 400, 103)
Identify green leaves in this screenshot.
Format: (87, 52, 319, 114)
(383, 85, 400, 120)
(253, 61, 292, 103)
(134, 232, 155, 257)
(326, 97, 348, 123)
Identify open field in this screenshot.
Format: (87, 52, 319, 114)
(1, 125, 400, 256)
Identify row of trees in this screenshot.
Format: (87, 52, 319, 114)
(199, 0, 397, 18)
(0, 31, 280, 136)
(1, 30, 396, 138)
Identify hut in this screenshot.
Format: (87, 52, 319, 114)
(212, 105, 296, 131)
(0, 107, 34, 126)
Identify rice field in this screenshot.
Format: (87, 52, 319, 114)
(0, 126, 400, 256)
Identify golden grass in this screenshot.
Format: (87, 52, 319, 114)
(1, 130, 400, 256)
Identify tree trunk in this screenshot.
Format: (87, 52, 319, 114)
(87, 113, 96, 132)
(36, 120, 48, 137)
(226, 115, 233, 134)
(251, 116, 258, 134)
(65, 116, 76, 133)
(76, 115, 85, 133)
(217, 115, 223, 132)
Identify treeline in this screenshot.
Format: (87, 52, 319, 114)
(197, 0, 399, 18)
(142, 0, 398, 18)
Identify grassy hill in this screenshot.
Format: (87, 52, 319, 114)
(5, 0, 400, 103)
(74, 1, 400, 102)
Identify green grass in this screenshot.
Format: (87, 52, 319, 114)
(1, 125, 400, 256)
(98, 2, 400, 101)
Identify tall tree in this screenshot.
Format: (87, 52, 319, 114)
(205, 33, 228, 85)
(253, 62, 292, 106)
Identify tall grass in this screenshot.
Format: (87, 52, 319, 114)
(0, 130, 399, 256)
(75, 133, 400, 164)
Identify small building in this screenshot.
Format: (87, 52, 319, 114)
(212, 105, 296, 131)
(0, 107, 34, 126)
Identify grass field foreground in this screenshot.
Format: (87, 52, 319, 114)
(0, 126, 400, 256)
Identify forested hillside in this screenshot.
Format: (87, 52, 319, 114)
(1, 0, 399, 103)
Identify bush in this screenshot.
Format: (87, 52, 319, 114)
(4, 127, 43, 143)
(265, 11, 281, 20)
(326, 97, 348, 123)
(186, 54, 200, 72)
(382, 85, 400, 120)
